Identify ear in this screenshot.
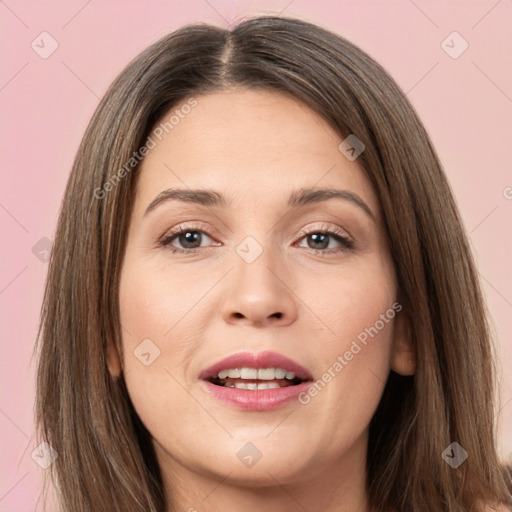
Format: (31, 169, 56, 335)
(390, 304, 416, 376)
(106, 341, 122, 378)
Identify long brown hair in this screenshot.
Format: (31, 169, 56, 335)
(34, 14, 512, 512)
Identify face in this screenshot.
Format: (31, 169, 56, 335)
(114, 88, 414, 490)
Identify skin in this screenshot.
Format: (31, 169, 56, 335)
(109, 88, 416, 512)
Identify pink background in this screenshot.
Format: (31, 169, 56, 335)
(1, 1, 511, 509)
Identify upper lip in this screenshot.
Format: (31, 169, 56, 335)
(199, 351, 313, 381)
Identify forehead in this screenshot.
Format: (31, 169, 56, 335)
(133, 88, 379, 217)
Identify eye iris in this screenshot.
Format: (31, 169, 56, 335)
(308, 233, 329, 250)
(180, 231, 201, 248)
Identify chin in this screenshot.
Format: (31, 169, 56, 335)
(184, 432, 324, 487)
(202, 453, 313, 488)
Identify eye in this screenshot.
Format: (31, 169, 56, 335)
(159, 224, 218, 254)
(295, 225, 354, 254)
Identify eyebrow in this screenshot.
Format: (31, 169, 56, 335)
(144, 187, 375, 220)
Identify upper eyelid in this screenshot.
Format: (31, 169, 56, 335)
(164, 222, 349, 236)
(296, 223, 353, 240)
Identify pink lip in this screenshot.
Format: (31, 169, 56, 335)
(199, 351, 313, 411)
(199, 351, 313, 381)
(200, 380, 313, 411)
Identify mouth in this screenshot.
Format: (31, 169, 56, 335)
(199, 351, 313, 411)
(206, 367, 305, 389)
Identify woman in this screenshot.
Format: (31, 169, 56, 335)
(34, 14, 512, 512)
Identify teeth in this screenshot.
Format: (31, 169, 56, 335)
(232, 381, 284, 390)
(217, 369, 243, 379)
(217, 367, 298, 380)
(240, 368, 258, 379)
(275, 368, 287, 379)
(258, 368, 276, 380)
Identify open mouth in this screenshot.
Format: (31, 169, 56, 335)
(207, 367, 305, 390)
(199, 351, 313, 410)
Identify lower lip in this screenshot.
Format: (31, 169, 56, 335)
(201, 380, 312, 411)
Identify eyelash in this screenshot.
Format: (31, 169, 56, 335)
(158, 223, 354, 257)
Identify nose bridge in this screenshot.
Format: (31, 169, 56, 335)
(220, 233, 298, 327)
(235, 235, 281, 290)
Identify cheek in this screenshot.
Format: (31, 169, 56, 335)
(118, 261, 195, 421)
(119, 257, 207, 353)
(118, 270, 205, 459)
(300, 253, 396, 353)
(296, 268, 397, 449)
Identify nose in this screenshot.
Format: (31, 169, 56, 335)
(220, 245, 298, 328)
